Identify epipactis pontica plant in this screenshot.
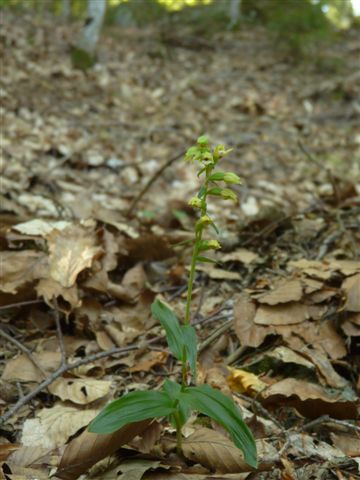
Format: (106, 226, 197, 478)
(88, 136, 257, 468)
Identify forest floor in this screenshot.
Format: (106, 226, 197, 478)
(1, 10, 360, 480)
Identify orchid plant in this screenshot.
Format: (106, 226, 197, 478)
(89, 136, 257, 468)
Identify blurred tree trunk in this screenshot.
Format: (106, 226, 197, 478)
(62, 0, 71, 19)
(72, 0, 107, 70)
(228, 0, 241, 29)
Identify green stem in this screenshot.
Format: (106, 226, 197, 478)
(174, 411, 183, 457)
(184, 230, 202, 326)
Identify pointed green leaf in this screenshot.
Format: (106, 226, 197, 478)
(151, 300, 184, 361)
(198, 185, 206, 197)
(89, 390, 176, 434)
(207, 187, 222, 196)
(208, 172, 225, 182)
(182, 325, 197, 379)
(181, 384, 257, 468)
(196, 256, 218, 264)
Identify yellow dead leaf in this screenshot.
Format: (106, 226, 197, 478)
(227, 367, 267, 396)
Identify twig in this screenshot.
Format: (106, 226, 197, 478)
(0, 328, 47, 378)
(54, 307, 67, 367)
(301, 415, 360, 434)
(235, 392, 291, 455)
(197, 319, 233, 353)
(226, 344, 247, 365)
(0, 299, 44, 312)
(126, 150, 186, 216)
(0, 344, 139, 425)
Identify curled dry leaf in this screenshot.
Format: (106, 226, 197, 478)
(227, 368, 267, 396)
(182, 428, 276, 473)
(261, 378, 357, 419)
(21, 404, 99, 450)
(330, 433, 360, 457)
(256, 279, 303, 305)
(36, 277, 81, 310)
(48, 378, 112, 404)
(47, 224, 103, 288)
(56, 420, 151, 480)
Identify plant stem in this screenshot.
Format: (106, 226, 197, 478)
(184, 230, 201, 326)
(174, 411, 183, 457)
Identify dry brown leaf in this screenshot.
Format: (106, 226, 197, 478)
(97, 459, 162, 480)
(227, 368, 267, 396)
(48, 378, 112, 404)
(261, 378, 357, 419)
(47, 224, 102, 288)
(2, 352, 61, 383)
(129, 351, 168, 373)
(21, 404, 99, 449)
(330, 433, 360, 457)
(221, 248, 260, 265)
(197, 265, 242, 281)
(234, 293, 268, 348)
(183, 428, 276, 473)
(300, 347, 348, 388)
(342, 274, 360, 312)
(56, 420, 151, 480)
(286, 432, 345, 461)
(12, 219, 71, 236)
(0, 250, 47, 294)
(256, 280, 303, 305)
(130, 420, 162, 454)
(0, 444, 21, 462)
(266, 346, 315, 370)
(8, 445, 50, 467)
(254, 303, 308, 326)
(36, 277, 81, 310)
(328, 260, 360, 277)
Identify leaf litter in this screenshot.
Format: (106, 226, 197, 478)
(1, 9, 360, 480)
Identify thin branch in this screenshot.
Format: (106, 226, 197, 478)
(0, 299, 44, 312)
(126, 150, 185, 216)
(197, 319, 233, 353)
(0, 344, 139, 425)
(301, 415, 360, 434)
(0, 328, 47, 378)
(54, 308, 67, 367)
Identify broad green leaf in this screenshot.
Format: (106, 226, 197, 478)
(151, 300, 184, 361)
(196, 256, 217, 264)
(89, 390, 176, 434)
(181, 385, 257, 468)
(182, 325, 197, 379)
(208, 172, 225, 182)
(163, 380, 191, 429)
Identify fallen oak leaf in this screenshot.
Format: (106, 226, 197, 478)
(56, 420, 151, 480)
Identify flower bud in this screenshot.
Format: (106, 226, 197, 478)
(223, 172, 241, 184)
(220, 188, 238, 201)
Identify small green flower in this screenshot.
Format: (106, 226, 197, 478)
(198, 215, 213, 226)
(188, 197, 202, 208)
(223, 172, 241, 184)
(199, 239, 221, 251)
